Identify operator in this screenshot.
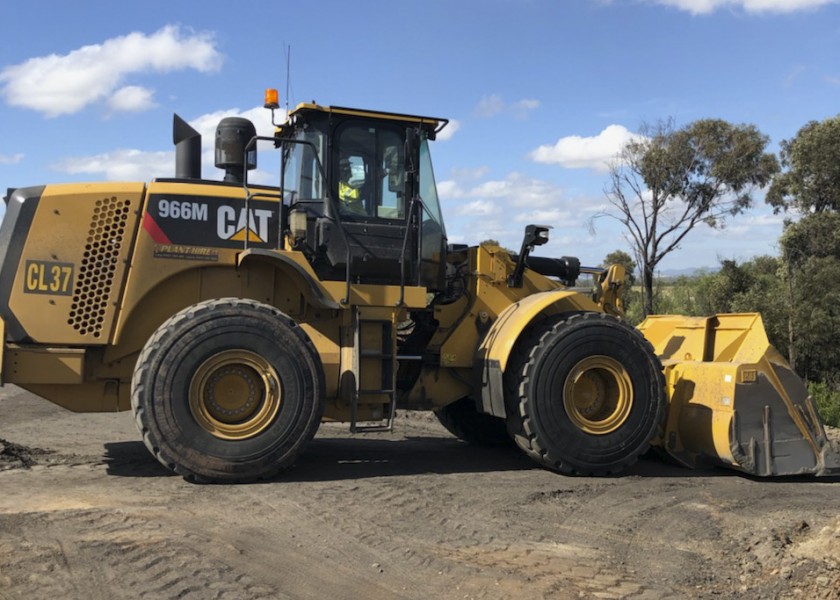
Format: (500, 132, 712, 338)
(338, 157, 366, 215)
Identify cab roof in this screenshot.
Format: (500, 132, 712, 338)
(285, 102, 449, 137)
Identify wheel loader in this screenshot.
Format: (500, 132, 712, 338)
(0, 94, 837, 482)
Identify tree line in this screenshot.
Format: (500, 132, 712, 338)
(598, 113, 840, 426)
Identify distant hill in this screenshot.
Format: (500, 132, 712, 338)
(655, 266, 718, 278)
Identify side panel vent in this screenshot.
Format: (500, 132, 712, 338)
(68, 197, 132, 338)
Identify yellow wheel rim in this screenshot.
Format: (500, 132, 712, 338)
(563, 356, 633, 435)
(189, 350, 281, 440)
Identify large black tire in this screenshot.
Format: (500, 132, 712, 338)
(505, 312, 666, 475)
(131, 298, 324, 483)
(434, 397, 513, 447)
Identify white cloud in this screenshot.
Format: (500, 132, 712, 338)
(0, 153, 24, 165)
(748, 213, 786, 227)
(436, 118, 460, 141)
(450, 166, 489, 181)
(51, 106, 280, 183)
(444, 216, 518, 247)
(470, 179, 516, 199)
(456, 199, 498, 216)
(55, 149, 174, 181)
(511, 99, 540, 120)
(165, 106, 278, 175)
(438, 168, 611, 256)
(647, 0, 837, 14)
(436, 180, 462, 199)
(0, 25, 222, 117)
(441, 172, 567, 209)
(108, 86, 157, 113)
(475, 94, 505, 118)
(53, 144, 276, 185)
(474, 95, 540, 119)
(514, 208, 573, 224)
(705, 211, 786, 236)
(784, 65, 808, 89)
(530, 124, 640, 172)
(189, 106, 281, 180)
(189, 106, 279, 148)
(489, 174, 560, 207)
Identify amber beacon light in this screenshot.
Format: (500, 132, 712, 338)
(264, 88, 280, 110)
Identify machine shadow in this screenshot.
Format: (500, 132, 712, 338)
(101, 435, 766, 483)
(103, 441, 176, 478)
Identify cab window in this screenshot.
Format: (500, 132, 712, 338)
(283, 129, 326, 203)
(335, 124, 405, 219)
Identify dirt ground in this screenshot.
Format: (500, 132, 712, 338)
(1, 384, 839, 600)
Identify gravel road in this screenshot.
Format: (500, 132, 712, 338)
(1, 384, 839, 600)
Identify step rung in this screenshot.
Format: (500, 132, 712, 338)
(351, 307, 397, 434)
(350, 423, 393, 433)
(360, 351, 394, 359)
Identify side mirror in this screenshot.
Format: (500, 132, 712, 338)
(508, 224, 552, 288)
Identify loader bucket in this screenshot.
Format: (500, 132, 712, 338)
(638, 314, 840, 477)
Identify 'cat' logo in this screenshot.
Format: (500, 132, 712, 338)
(145, 194, 279, 249)
(216, 206, 274, 244)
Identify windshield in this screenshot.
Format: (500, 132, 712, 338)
(418, 136, 447, 289)
(419, 138, 444, 230)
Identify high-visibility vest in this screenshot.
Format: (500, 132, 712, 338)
(339, 181, 364, 214)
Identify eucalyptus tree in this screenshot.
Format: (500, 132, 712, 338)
(603, 119, 778, 316)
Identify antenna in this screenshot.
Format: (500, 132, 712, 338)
(284, 45, 291, 112)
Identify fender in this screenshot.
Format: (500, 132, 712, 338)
(107, 250, 338, 364)
(237, 248, 340, 310)
(476, 289, 599, 417)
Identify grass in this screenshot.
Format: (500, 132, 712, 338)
(809, 381, 840, 428)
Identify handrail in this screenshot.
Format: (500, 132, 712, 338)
(397, 196, 419, 307)
(243, 135, 354, 304)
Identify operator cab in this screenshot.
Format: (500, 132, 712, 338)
(274, 103, 448, 291)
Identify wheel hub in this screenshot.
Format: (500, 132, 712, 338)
(189, 350, 282, 440)
(563, 355, 633, 435)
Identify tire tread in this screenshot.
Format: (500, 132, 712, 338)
(130, 297, 323, 483)
(505, 312, 666, 476)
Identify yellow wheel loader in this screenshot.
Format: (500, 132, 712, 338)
(0, 98, 837, 482)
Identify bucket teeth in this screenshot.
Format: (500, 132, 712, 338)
(820, 444, 840, 476)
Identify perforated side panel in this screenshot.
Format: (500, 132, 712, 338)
(68, 197, 132, 338)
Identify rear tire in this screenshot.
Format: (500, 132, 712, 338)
(505, 312, 665, 475)
(131, 298, 324, 483)
(434, 397, 512, 446)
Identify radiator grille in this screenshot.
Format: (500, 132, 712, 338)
(68, 197, 132, 338)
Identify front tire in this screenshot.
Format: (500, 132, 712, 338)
(505, 312, 665, 475)
(131, 298, 324, 483)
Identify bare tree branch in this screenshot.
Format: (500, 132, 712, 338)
(595, 118, 779, 316)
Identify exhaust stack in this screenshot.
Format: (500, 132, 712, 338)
(173, 114, 201, 179)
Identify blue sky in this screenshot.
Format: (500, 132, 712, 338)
(2, 0, 839, 271)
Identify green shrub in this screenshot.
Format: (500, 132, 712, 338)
(808, 381, 840, 428)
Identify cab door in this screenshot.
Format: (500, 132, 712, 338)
(325, 121, 417, 287)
